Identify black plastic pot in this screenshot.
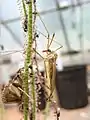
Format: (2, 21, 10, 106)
(56, 65, 88, 109)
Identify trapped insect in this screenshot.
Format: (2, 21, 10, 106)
(25, 0, 31, 4)
(23, 16, 28, 32)
(34, 33, 62, 101)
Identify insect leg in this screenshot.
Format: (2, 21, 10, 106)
(53, 46, 63, 53)
(47, 34, 50, 50)
(48, 33, 55, 48)
(33, 48, 44, 59)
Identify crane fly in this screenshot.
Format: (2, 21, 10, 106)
(34, 33, 62, 101)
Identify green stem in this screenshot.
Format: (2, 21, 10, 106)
(23, 1, 32, 120)
(31, 67, 36, 120)
(22, 0, 27, 17)
(44, 101, 50, 120)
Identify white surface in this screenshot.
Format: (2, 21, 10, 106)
(0, 65, 10, 84)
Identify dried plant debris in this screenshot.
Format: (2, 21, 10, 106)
(50, 101, 60, 120)
(1, 67, 46, 112)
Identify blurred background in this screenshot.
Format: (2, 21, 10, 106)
(1, 0, 90, 120)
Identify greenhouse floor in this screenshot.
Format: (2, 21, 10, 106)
(1, 97, 90, 120)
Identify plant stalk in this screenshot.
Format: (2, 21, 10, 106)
(31, 67, 36, 120)
(23, 1, 32, 120)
